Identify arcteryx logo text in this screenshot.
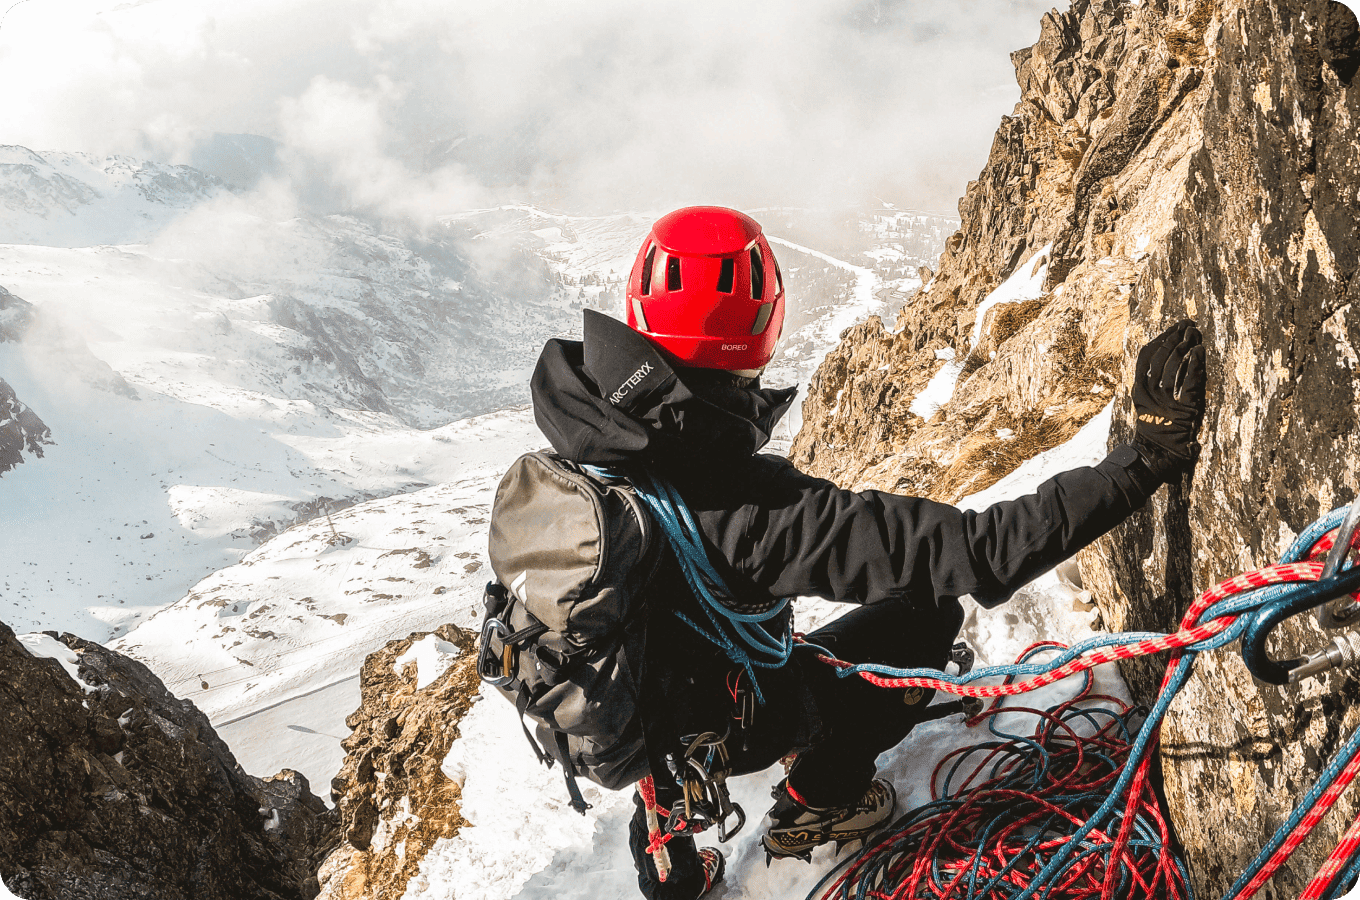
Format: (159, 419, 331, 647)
(610, 362, 654, 405)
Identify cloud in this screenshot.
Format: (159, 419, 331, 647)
(277, 75, 486, 219)
(0, 0, 1054, 218)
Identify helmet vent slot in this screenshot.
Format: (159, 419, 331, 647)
(774, 259, 784, 294)
(640, 245, 656, 296)
(751, 302, 774, 336)
(749, 247, 765, 300)
(666, 256, 682, 292)
(631, 297, 650, 331)
(717, 257, 735, 293)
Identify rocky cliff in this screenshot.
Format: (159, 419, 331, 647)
(0, 621, 336, 899)
(315, 625, 479, 900)
(0, 378, 50, 476)
(792, 0, 1360, 896)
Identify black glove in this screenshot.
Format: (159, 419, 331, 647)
(1131, 319, 1207, 483)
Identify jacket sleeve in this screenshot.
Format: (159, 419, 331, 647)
(743, 444, 1161, 610)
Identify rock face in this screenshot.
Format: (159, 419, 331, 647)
(0, 378, 50, 476)
(792, 0, 1360, 896)
(316, 625, 480, 900)
(0, 621, 336, 899)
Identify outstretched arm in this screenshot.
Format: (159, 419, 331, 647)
(744, 321, 1208, 611)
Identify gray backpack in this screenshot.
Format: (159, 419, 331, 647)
(478, 451, 663, 811)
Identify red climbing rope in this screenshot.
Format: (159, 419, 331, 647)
(816, 561, 1325, 700)
(813, 644, 1188, 900)
(1302, 814, 1360, 900)
(808, 510, 1360, 900)
(638, 774, 676, 882)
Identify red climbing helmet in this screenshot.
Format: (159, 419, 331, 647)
(626, 206, 786, 374)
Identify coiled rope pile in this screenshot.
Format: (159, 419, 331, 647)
(805, 506, 1360, 900)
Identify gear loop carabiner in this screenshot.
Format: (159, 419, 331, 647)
(1241, 566, 1360, 685)
(661, 729, 747, 843)
(477, 618, 515, 686)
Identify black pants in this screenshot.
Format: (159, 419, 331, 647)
(631, 598, 963, 899)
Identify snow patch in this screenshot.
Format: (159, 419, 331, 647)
(395, 634, 462, 691)
(17, 633, 99, 694)
(956, 404, 1112, 513)
(970, 242, 1052, 351)
(909, 353, 964, 420)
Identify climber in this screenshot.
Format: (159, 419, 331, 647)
(526, 206, 1208, 900)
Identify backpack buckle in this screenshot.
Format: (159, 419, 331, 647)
(478, 618, 515, 686)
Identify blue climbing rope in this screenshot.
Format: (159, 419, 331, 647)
(807, 504, 1360, 900)
(588, 465, 794, 703)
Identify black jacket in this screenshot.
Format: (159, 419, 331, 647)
(532, 310, 1160, 620)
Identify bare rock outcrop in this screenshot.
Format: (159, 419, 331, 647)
(316, 624, 480, 900)
(792, 0, 1360, 896)
(0, 620, 337, 899)
(0, 378, 50, 476)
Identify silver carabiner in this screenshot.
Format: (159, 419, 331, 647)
(478, 618, 515, 686)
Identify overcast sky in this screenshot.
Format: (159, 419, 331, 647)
(0, 0, 1056, 218)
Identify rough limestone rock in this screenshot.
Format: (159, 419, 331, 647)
(316, 624, 479, 900)
(0, 620, 337, 899)
(792, 0, 1360, 896)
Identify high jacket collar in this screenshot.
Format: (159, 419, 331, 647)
(530, 310, 796, 467)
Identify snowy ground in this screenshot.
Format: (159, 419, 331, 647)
(215, 676, 359, 798)
(402, 407, 1124, 900)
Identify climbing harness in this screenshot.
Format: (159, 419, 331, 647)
(806, 504, 1360, 900)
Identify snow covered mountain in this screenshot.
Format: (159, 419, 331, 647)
(0, 146, 221, 247)
(0, 149, 573, 639)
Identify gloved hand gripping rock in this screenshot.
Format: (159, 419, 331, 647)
(1131, 319, 1207, 483)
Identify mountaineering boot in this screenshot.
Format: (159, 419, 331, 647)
(761, 778, 896, 860)
(697, 848, 725, 895)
